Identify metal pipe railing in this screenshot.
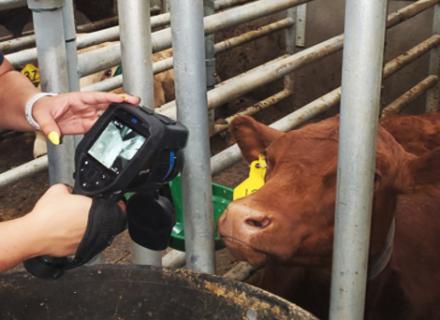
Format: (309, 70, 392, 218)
(0, 0, 25, 11)
(1, 0, 436, 190)
(81, 18, 294, 93)
(158, 0, 439, 120)
(5, 0, 260, 68)
(0, 156, 48, 189)
(0, 34, 35, 53)
(208, 33, 440, 175)
(76, 0, 311, 78)
(382, 75, 439, 117)
(118, 0, 161, 266)
(2, 2, 437, 192)
(213, 89, 293, 134)
(170, 0, 215, 274)
(329, 0, 388, 318)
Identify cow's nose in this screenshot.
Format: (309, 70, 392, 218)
(245, 216, 271, 229)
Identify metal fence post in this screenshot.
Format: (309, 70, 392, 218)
(284, 6, 297, 94)
(427, 4, 440, 112)
(170, 0, 216, 274)
(329, 0, 388, 319)
(62, 0, 79, 92)
(27, 0, 76, 186)
(295, 4, 307, 48)
(205, 0, 217, 132)
(118, 0, 162, 266)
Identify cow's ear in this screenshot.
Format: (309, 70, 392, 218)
(397, 147, 440, 192)
(230, 115, 283, 162)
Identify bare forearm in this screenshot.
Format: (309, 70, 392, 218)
(0, 70, 39, 131)
(0, 215, 42, 271)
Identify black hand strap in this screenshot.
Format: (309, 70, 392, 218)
(24, 198, 126, 279)
(72, 198, 126, 265)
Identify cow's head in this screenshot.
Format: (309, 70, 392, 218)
(218, 115, 440, 267)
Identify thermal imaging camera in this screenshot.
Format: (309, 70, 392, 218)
(73, 103, 187, 197)
(24, 103, 188, 279)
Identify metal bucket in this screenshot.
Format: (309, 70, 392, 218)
(0, 265, 316, 320)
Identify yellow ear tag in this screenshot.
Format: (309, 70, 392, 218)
(21, 64, 40, 87)
(233, 154, 267, 200)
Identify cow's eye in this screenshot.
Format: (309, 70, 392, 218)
(374, 172, 382, 189)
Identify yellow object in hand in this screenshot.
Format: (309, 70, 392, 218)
(233, 154, 267, 200)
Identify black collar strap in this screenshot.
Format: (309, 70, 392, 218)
(369, 218, 395, 280)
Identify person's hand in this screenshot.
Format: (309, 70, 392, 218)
(32, 92, 140, 144)
(25, 184, 92, 257)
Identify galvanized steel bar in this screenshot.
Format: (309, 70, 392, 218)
(27, 0, 75, 186)
(12, 0, 432, 75)
(158, 0, 438, 119)
(0, 34, 35, 54)
(0, 0, 25, 10)
(6, 0, 260, 69)
(82, 18, 294, 93)
(153, 0, 310, 56)
(382, 75, 439, 117)
(284, 5, 297, 98)
(3, 27, 439, 191)
(329, 0, 388, 318)
(62, 0, 79, 91)
(162, 250, 186, 268)
(213, 89, 292, 134)
(118, 0, 160, 266)
(76, 0, 311, 77)
(170, 0, 215, 273)
(215, 18, 294, 53)
(159, 36, 343, 119)
(223, 261, 257, 281)
(205, 0, 217, 131)
(212, 34, 440, 176)
(214, 0, 254, 11)
(427, 4, 440, 111)
(295, 4, 307, 47)
(0, 156, 48, 189)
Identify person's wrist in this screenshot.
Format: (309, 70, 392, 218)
(24, 92, 58, 131)
(19, 213, 48, 258)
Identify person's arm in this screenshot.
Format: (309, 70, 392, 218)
(0, 184, 91, 272)
(0, 55, 140, 142)
(0, 56, 40, 131)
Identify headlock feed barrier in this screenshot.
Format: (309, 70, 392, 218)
(0, 0, 438, 318)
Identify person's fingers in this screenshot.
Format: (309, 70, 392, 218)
(45, 184, 71, 197)
(119, 94, 141, 105)
(76, 92, 140, 106)
(117, 200, 127, 212)
(37, 116, 62, 145)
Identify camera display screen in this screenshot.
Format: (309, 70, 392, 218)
(88, 119, 146, 174)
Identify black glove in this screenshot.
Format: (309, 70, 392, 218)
(24, 198, 127, 279)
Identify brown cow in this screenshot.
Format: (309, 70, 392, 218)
(218, 114, 440, 319)
(381, 112, 440, 156)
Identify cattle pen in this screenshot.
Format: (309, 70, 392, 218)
(0, 0, 438, 319)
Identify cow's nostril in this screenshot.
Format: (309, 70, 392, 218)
(245, 217, 271, 229)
